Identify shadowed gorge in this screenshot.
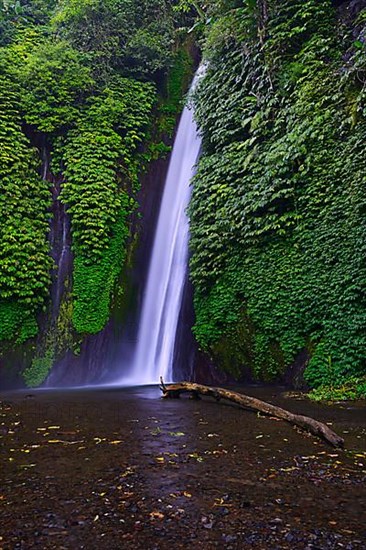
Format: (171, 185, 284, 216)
(0, 0, 365, 401)
(1, 2, 366, 549)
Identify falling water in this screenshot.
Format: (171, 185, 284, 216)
(44, 146, 72, 320)
(118, 76, 202, 386)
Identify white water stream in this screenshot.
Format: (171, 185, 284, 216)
(117, 76, 202, 385)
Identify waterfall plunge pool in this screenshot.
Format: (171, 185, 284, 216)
(1, 385, 365, 548)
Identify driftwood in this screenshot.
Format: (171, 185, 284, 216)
(159, 379, 344, 449)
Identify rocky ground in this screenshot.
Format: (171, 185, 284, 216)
(0, 386, 365, 549)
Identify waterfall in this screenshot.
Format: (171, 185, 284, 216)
(47, 151, 71, 321)
(117, 75, 202, 386)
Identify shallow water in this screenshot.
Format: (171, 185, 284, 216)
(1, 386, 365, 549)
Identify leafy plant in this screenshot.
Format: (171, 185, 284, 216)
(189, 0, 366, 387)
(0, 0, 184, 383)
(309, 377, 366, 402)
(0, 74, 52, 343)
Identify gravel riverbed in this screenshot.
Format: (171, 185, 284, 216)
(1, 386, 365, 549)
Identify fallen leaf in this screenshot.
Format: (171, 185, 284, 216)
(150, 511, 164, 520)
(188, 453, 204, 462)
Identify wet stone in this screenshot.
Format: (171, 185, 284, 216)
(222, 534, 237, 543)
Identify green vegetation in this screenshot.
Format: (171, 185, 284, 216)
(51, 0, 175, 78)
(189, 0, 366, 391)
(309, 377, 366, 402)
(58, 78, 155, 333)
(23, 347, 55, 388)
(71, 209, 129, 334)
(0, 0, 193, 385)
(161, 47, 194, 135)
(0, 72, 52, 343)
(4, 0, 364, 396)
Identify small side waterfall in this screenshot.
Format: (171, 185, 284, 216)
(46, 148, 71, 321)
(117, 77, 202, 385)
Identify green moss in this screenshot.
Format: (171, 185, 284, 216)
(0, 301, 34, 342)
(72, 208, 129, 334)
(55, 294, 74, 354)
(21, 292, 74, 387)
(0, 76, 52, 346)
(309, 377, 366, 402)
(23, 348, 55, 388)
(160, 46, 194, 136)
(16, 315, 39, 344)
(167, 48, 194, 111)
(211, 310, 255, 380)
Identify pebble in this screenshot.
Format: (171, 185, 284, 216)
(222, 534, 237, 543)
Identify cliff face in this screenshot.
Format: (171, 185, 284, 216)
(1, 1, 366, 396)
(188, 0, 366, 393)
(0, 1, 194, 388)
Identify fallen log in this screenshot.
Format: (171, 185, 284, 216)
(159, 379, 344, 449)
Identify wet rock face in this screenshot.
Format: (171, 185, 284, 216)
(333, 0, 365, 10)
(44, 154, 172, 388)
(349, 0, 366, 16)
(334, 0, 366, 22)
(283, 349, 310, 391)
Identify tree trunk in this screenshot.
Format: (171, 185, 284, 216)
(159, 380, 344, 449)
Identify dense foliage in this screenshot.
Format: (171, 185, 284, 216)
(0, 0, 190, 385)
(189, 0, 366, 391)
(0, 73, 52, 343)
(58, 77, 155, 334)
(3, 0, 365, 395)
